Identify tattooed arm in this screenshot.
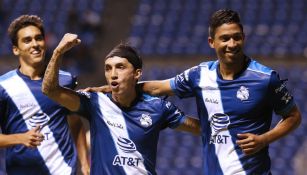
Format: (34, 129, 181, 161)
(42, 33, 81, 112)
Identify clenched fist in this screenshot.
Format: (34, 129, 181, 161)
(54, 33, 81, 55)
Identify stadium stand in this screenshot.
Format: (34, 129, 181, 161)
(128, 0, 306, 57)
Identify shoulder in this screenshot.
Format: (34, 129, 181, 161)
(59, 70, 77, 88)
(141, 93, 174, 110)
(59, 70, 75, 79)
(142, 93, 162, 102)
(0, 70, 18, 83)
(199, 60, 218, 70)
(247, 59, 274, 76)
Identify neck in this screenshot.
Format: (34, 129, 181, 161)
(219, 56, 247, 80)
(112, 90, 137, 108)
(19, 64, 45, 80)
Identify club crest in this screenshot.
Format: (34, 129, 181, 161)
(236, 86, 249, 101)
(140, 114, 152, 127)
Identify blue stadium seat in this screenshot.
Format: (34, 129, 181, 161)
(128, 0, 306, 56)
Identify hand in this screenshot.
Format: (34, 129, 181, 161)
(236, 133, 267, 155)
(19, 126, 44, 148)
(54, 33, 81, 55)
(81, 85, 111, 93)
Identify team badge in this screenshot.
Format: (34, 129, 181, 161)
(236, 86, 249, 101)
(140, 114, 152, 127)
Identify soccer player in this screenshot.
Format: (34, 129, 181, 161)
(0, 15, 89, 175)
(137, 9, 302, 174)
(42, 34, 201, 175)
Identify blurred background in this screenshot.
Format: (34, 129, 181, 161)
(0, 0, 306, 174)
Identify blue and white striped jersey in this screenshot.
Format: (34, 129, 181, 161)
(170, 58, 295, 175)
(78, 92, 186, 175)
(0, 69, 77, 175)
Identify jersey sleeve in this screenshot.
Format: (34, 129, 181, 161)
(169, 66, 199, 98)
(59, 70, 78, 90)
(162, 100, 186, 129)
(75, 91, 92, 120)
(268, 71, 295, 116)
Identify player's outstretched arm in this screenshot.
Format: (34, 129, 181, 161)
(176, 117, 201, 135)
(0, 126, 44, 148)
(140, 80, 175, 96)
(42, 33, 81, 112)
(237, 106, 301, 155)
(82, 80, 175, 97)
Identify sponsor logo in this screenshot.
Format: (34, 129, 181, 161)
(113, 155, 143, 167)
(210, 134, 230, 144)
(113, 137, 144, 167)
(177, 73, 185, 82)
(210, 113, 230, 135)
(107, 120, 124, 129)
(204, 98, 218, 104)
(76, 90, 91, 98)
(281, 92, 292, 104)
(19, 103, 37, 110)
(26, 112, 51, 140)
(117, 137, 137, 153)
(165, 101, 171, 109)
(236, 86, 249, 101)
(209, 113, 230, 144)
(202, 86, 219, 90)
(275, 82, 286, 93)
(140, 114, 152, 127)
(27, 112, 50, 129)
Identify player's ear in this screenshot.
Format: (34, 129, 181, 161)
(208, 36, 214, 49)
(135, 69, 142, 80)
(12, 45, 20, 56)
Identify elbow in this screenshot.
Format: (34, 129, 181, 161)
(41, 84, 50, 96)
(41, 83, 57, 97)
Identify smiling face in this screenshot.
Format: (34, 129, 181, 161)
(208, 23, 245, 65)
(105, 56, 142, 97)
(13, 25, 46, 68)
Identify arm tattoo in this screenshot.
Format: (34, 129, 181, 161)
(42, 51, 62, 95)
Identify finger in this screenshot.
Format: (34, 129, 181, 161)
(237, 133, 249, 139)
(236, 138, 252, 145)
(242, 148, 256, 155)
(33, 125, 41, 132)
(82, 87, 91, 92)
(239, 142, 255, 149)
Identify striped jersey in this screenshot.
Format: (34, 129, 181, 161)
(170, 58, 295, 175)
(78, 92, 186, 175)
(0, 69, 77, 175)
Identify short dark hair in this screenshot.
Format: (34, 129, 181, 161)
(8, 15, 45, 46)
(106, 43, 142, 69)
(209, 9, 243, 38)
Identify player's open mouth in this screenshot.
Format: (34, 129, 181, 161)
(111, 81, 119, 88)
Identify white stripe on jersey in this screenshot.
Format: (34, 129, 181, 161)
(199, 66, 246, 175)
(0, 74, 72, 175)
(97, 93, 148, 175)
